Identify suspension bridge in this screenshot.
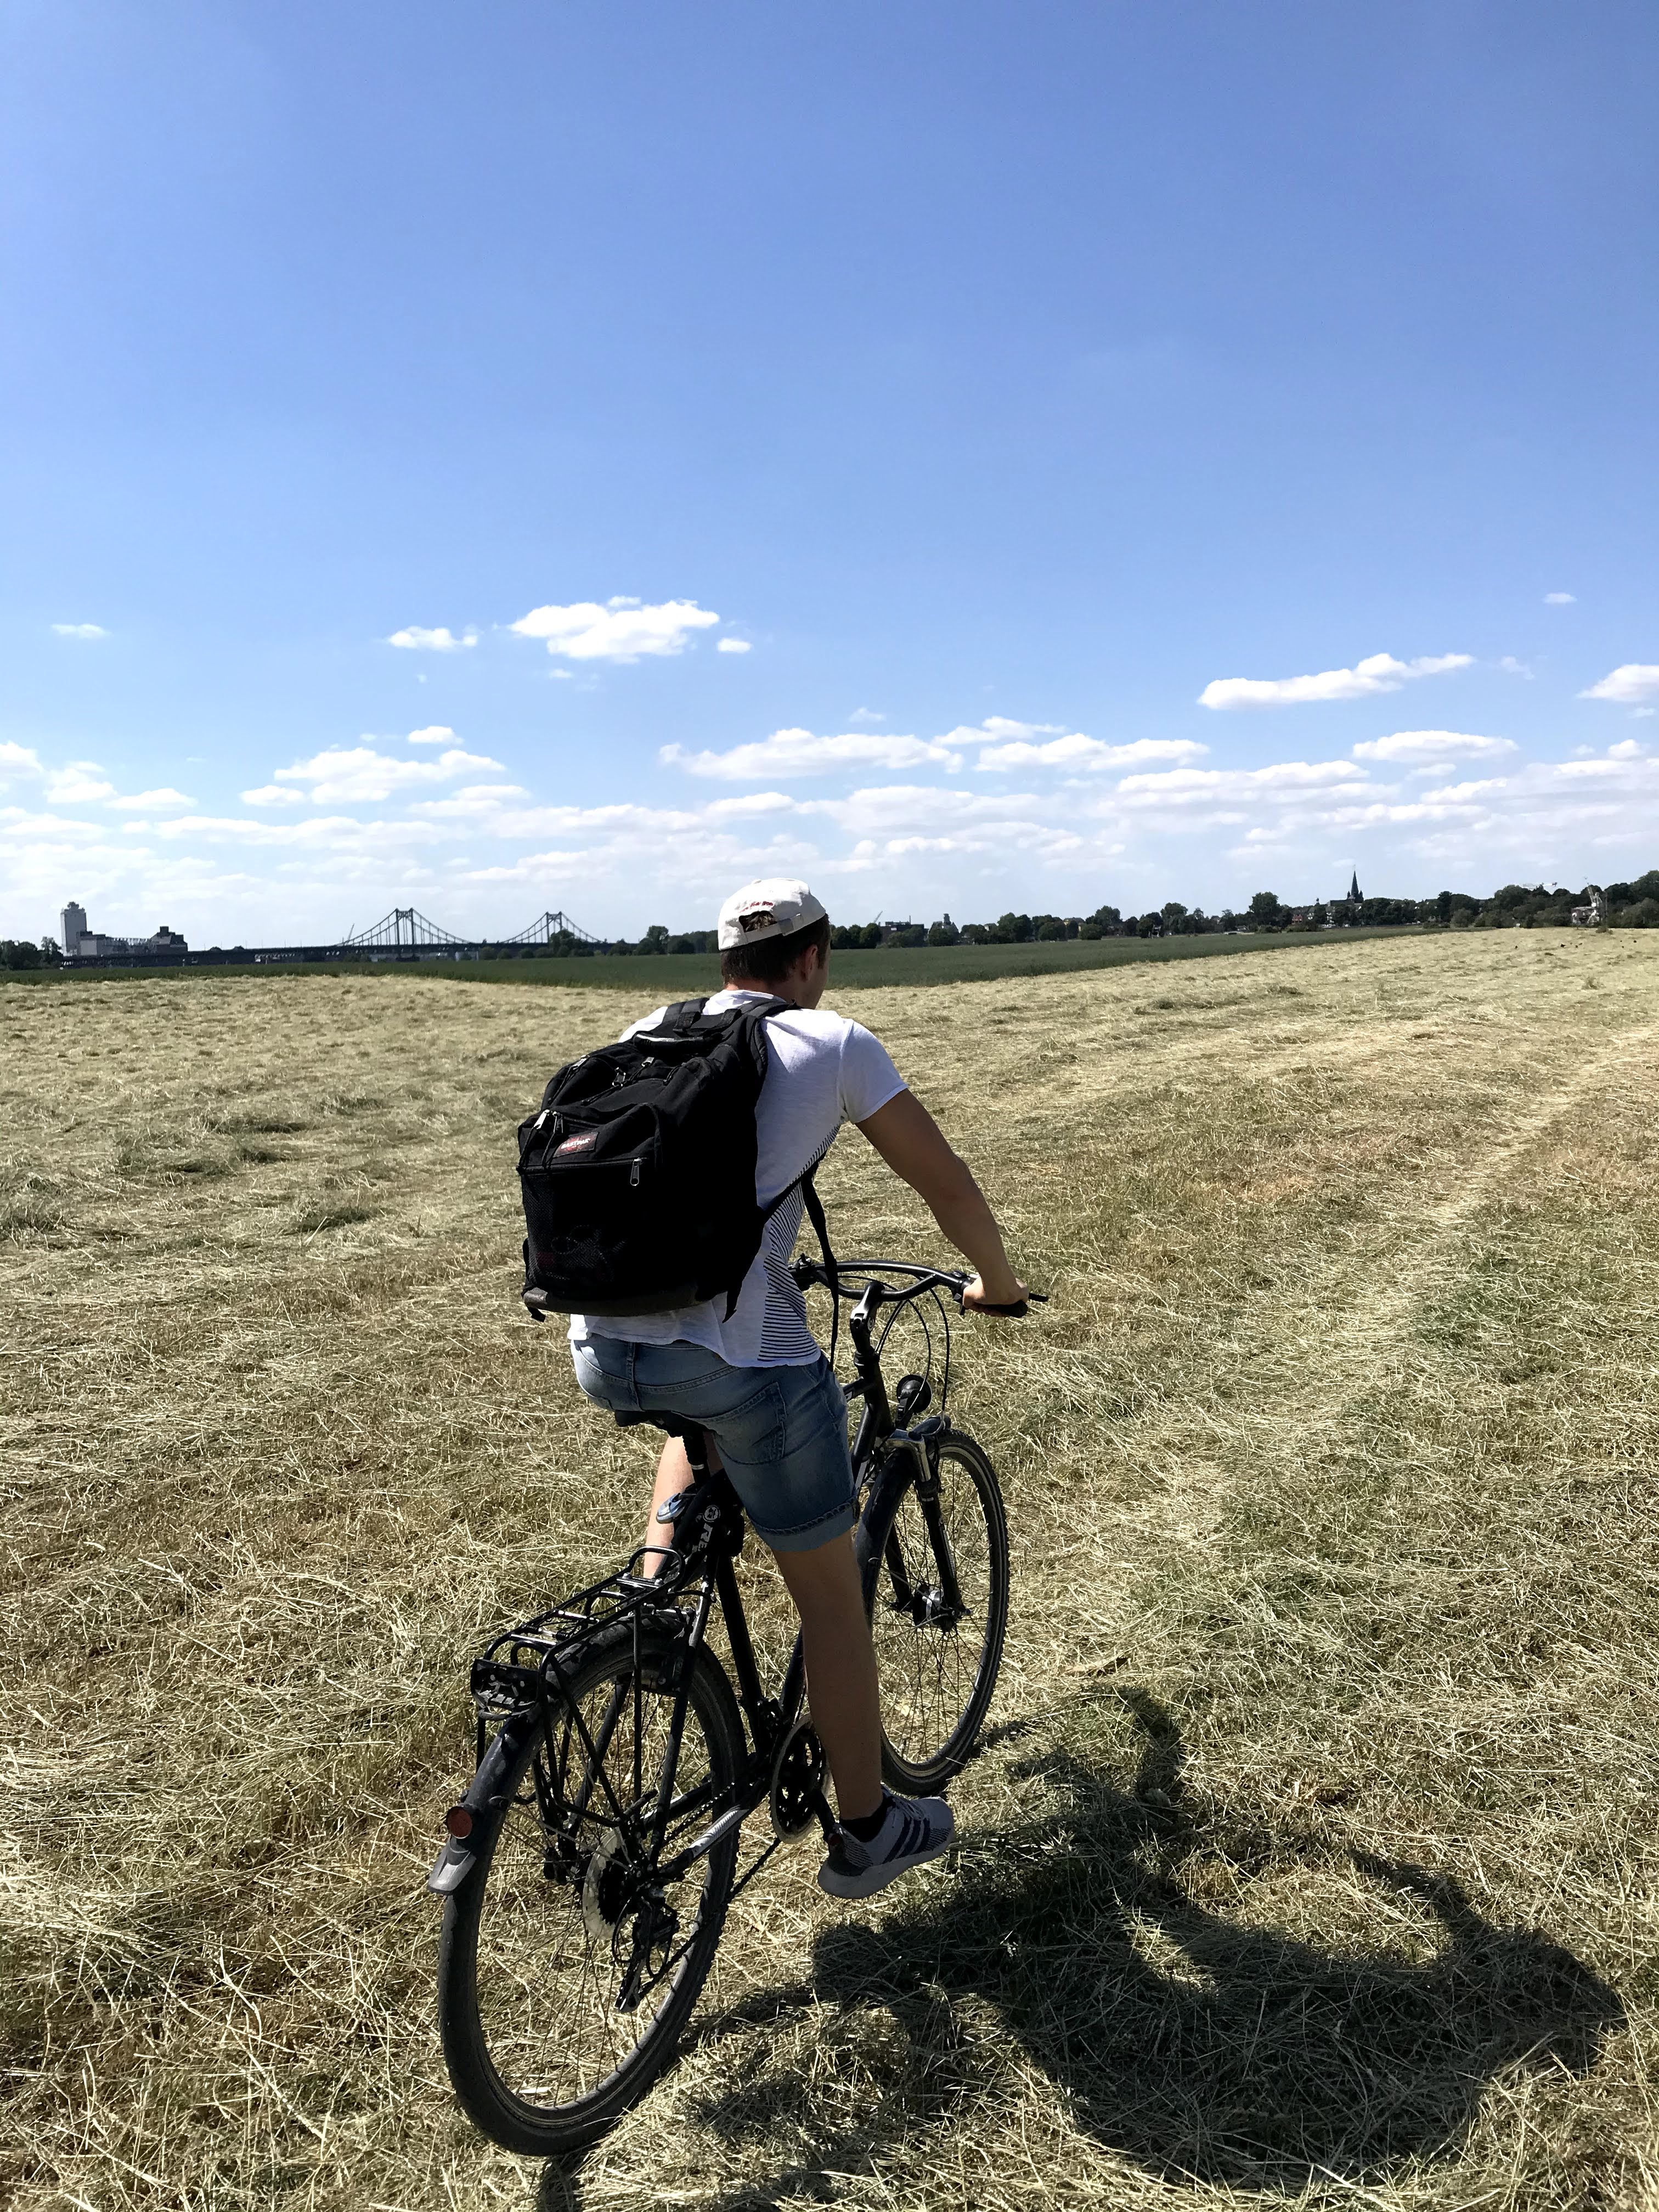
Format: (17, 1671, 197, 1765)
(57, 907, 608, 970)
(337, 907, 599, 955)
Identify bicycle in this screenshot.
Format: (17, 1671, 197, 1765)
(428, 1253, 1040, 2155)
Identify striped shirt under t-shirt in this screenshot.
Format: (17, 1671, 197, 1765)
(567, 990, 907, 1369)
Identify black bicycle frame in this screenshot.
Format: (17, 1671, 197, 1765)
(444, 1260, 977, 1905)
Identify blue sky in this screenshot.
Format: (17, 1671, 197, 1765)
(3, 1, 1656, 945)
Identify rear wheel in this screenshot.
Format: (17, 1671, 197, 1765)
(859, 1430, 1009, 1792)
(437, 1623, 742, 2155)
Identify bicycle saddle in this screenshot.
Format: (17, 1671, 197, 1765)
(612, 1409, 707, 1444)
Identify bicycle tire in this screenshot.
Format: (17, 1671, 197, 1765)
(437, 1620, 743, 2155)
(858, 1428, 1009, 1792)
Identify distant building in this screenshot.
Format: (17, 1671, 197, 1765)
(59, 903, 189, 959)
(1348, 871, 1363, 904)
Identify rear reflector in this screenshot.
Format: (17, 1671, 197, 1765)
(444, 1804, 474, 1839)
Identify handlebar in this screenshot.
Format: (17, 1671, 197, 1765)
(791, 1253, 1048, 1318)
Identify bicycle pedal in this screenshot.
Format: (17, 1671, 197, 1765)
(946, 1846, 961, 1875)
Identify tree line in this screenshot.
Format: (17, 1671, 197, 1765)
(8, 868, 1655, 971)
(477, 867, 1659, 956)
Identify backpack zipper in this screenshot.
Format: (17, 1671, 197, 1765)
(630, 1159, 642, 1188)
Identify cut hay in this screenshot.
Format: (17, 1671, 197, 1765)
(2, 932, 1655, 2209)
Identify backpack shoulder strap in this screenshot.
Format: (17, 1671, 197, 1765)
(654, 993, 791, 1038)
(650, 996, 710, 1036)
(798, 1167, 838, 1297)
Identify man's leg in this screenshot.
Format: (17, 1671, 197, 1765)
(772, 1532, 883, 1824)
(639, 1437, 690, 1574)
(639, 1443, 881, 1816)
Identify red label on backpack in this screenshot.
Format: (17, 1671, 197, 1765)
(555, 1131, 597, 1156)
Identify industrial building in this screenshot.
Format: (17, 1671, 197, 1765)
(59, 902, 188, 959)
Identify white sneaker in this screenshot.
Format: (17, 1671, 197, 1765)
(817, 1793, 955, 1899)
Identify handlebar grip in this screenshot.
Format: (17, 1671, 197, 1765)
(962, 1289, 1048, 1318)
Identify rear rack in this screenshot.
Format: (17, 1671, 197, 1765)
(470, 1547, 693, 1722)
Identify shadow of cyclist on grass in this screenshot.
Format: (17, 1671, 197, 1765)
(643, 1689, 1621, 2206)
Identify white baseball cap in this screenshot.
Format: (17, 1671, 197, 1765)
(716, 877, 829, 950)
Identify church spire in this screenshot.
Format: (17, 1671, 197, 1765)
(1348, 870, 1362, 904)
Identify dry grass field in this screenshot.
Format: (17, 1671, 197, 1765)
(3, 931, 1656, 2212)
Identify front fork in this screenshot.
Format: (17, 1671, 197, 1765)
(879, 1421, 965, 1624)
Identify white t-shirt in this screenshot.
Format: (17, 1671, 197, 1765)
(568, 990, 907, 1368)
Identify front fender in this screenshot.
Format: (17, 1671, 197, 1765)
(426, 1709, 540, 1898)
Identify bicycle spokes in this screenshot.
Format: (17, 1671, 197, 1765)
(868, 1435, 1008, 1786)
(469, 1655, 725, 2108)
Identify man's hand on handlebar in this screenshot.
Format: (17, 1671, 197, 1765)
(962, 1271, 1031, 1317)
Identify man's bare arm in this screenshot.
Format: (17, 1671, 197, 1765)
(855, 1089, 1025, 1310)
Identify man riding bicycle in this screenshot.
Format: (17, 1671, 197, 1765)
(568, 877, 1028, 1899)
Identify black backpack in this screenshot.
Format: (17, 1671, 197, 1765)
(517, 996, 833, 1322)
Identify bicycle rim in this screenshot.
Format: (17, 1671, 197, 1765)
(438, 1626, 741, 2155)
(864, 1431, 1009, 1791)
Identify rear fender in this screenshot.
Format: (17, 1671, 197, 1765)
(426, 1709, 541, 1898)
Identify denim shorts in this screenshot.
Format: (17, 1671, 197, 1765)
(569, 1336, 857, 1553)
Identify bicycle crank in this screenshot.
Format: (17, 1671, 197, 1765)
(768, 1717, 830, 1840)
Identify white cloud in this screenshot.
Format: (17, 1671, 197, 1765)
(716, 637, 752, 654)
(1413, 777, 1511, 804)
(108, 788, 195, 811)
(1114, 760, 1372, 810)
(1544, 592, 1576, 605)
(44, 762, 117, 804)
(404, 783, 532, 818)
(808, 784, 1094, 867)
(848, 708, 884, 725)
(144, 813, 447, 852)
(1351, 730, 1519, 766)
(663, 729, 966, 780)
(510, 597, 720, 663)
(51, 622, 107, 640)
(1199, 652, 1472, 710)
(386, 626, 476, 651)
(1579, 664, 1659, 704)
(1558, 755, 1650, 780)
(975, 733, 1207, 772)
(665, 718, 1207, 785)
(10, 689, 1655, 948)
(270, 744, 505, 804)
(937, 716, 1063, 743)
(0, 741, 43, 782)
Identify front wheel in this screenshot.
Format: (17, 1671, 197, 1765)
(858, 1429, 1009, 1792)
(436, 1622, 743, 2157)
